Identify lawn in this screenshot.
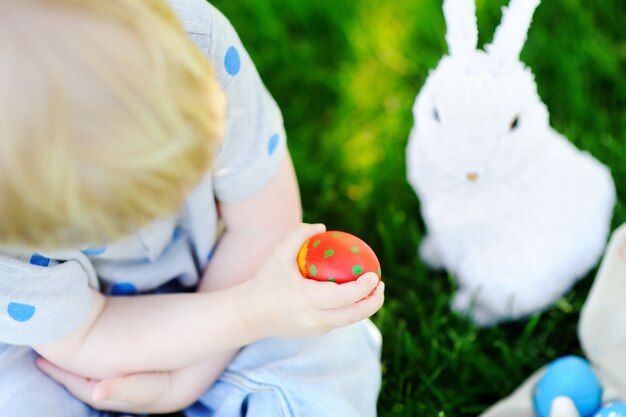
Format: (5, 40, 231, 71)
(208, 0, 626, 415)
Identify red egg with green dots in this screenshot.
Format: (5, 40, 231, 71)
(297, 231, 382, 285)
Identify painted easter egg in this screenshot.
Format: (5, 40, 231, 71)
(534, 356, 602, 417)
(297, 231, 381, 284)
(594, 402, 626, 417)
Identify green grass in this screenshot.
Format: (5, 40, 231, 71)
(208, 0, 626, 415)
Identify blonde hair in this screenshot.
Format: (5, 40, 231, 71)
(0, 0, 225, 250)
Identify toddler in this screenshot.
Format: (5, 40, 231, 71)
(0, 0, 385, 416)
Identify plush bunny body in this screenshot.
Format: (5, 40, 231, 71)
(406, 0, 615, 326)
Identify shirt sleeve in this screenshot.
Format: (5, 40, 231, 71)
(0, 251, 97, 346)
(169, 0, 288, 203)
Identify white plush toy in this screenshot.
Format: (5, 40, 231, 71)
(406, 0, 616, 326)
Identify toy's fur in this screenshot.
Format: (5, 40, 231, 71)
(406, 0, 616, 326)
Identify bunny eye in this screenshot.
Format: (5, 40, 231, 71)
(433, 108, 440, 123)
(509, 114, 520, 130)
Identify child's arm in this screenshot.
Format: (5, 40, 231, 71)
(34, 280, 257, 379)
(35, 154, 303, 412)
(39, 225, 384, 404)
(36, 156, 385, 413)
(36, 223, 382, 380)
(133, 153, 306, 410)
(35, 215, 382, 382)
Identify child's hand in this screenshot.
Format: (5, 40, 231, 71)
(240, 223, 385, 340)
(35, 224, 384, 413)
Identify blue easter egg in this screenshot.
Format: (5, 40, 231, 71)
(533, 356, 602, 417)
(594, 402, 626, 417)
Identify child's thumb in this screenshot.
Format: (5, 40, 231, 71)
(279, 223, 326, 256)
(93, 372, 169, 406)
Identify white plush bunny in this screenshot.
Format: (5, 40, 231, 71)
(406, 0, 616, 326)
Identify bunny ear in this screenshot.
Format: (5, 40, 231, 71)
(486, 0, 541, 64)
(443, 0, 478, 57)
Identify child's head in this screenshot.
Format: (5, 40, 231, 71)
(0, 0, 225, 250)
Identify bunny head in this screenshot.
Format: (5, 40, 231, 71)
(411, 0, 549, 184)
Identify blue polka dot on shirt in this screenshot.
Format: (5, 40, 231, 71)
(268, 134, 280, 156)
(82, 246, 107, 256)
(29, 253, 50, 267)
(110, 282, 138, 296)
(224, 46, 241, 76)
(8, 303, 36, 322)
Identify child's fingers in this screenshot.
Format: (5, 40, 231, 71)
(36, 357, 159, 413)
(35, 358, 99, 404)
(302, 272, 380, 309)
(278, 223, 326, 260)
(318, 281, 385, 328)
(93, 372, 169, 407)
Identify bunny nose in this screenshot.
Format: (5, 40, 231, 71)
(466, 172, 479, 182)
